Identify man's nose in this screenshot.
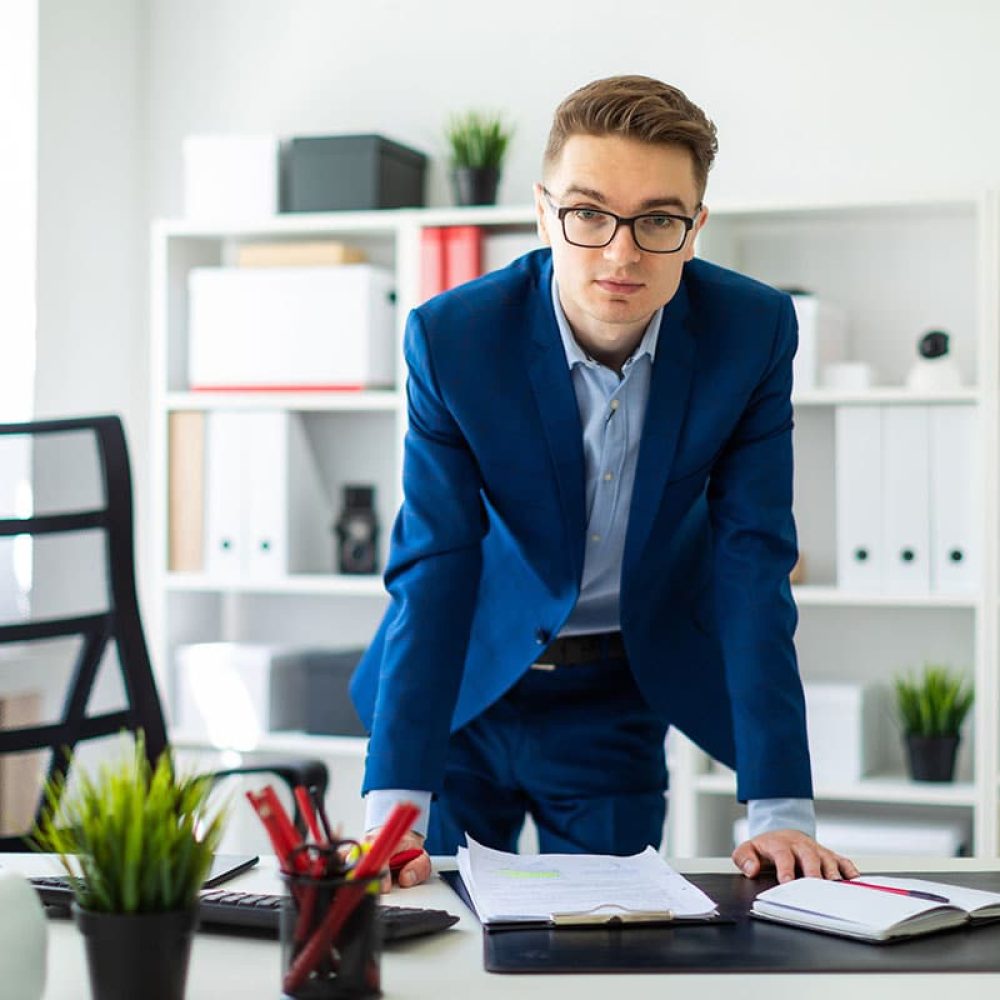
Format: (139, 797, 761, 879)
(603, 221, 642, 264)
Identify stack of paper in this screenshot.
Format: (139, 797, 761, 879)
(456, 836, 718, 927)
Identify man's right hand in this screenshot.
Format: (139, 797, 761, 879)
(367, 827, 431, 891)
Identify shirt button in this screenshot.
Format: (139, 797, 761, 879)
(609, 400, 620, 412)
(603, 472, 613, 482)
(591, 533, 601, 542)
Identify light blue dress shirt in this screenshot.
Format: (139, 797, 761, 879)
(366, 277, 815, 842)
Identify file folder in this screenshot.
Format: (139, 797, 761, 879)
(881, 406, 930, 594)
(929, 405, 978, 594)
(204, 412, 246, 581)
(835, 406, 882, 591)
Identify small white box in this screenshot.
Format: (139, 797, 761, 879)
(188, 265, 396, 389)
(183, 134, 279, 220)
(173, 643, 308, 750)
(803, 682, 885, 786)
(791, 295, 848, 393)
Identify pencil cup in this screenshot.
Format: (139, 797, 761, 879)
(280, 870, 383, 999)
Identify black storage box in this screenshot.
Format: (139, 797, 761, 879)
(273, 648, 368, 736)
(284, 134, 427, 212)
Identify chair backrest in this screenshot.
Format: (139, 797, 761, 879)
(0, 415, 167, 848)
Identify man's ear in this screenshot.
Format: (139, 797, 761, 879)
(534, 182, 551, 246)
(683, 204, 709, 262)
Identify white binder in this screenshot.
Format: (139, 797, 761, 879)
(206, 412, 332, 582)
(929, 405, 978, 593)
(204, 412, 246, 581)
(244, 412, 331, 582)
(835, 406, 883, 591)
(881, 406, 931, 594)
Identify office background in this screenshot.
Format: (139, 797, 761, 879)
(3, 0, 1000, 853)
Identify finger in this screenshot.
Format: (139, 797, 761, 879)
(820, 851, 842, 880)
(397, 850, 432, 889)
(732, 842, 762, 878)
(380, 872, 392, 893)
(838, 854, 860, 879)
(770, 846, 797, 883)
(792, 844, 823, 880)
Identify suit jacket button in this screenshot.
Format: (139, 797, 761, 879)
(534, 628, 549, 645)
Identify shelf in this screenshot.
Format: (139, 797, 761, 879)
(695, 770, 977, 807)
(170, 728, 368, 758)
(165, 573, 386, 597)
(792, 585, 977, 608)
(164, 390, 402, 412)
(792, 387, 980, 406)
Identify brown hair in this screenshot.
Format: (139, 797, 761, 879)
(543, 75, 718, 199)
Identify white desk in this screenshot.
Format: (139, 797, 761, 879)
(11, 855, 1000, 999)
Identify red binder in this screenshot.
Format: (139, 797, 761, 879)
(444, 226, 482, 288)
(420, 227, 446, 301)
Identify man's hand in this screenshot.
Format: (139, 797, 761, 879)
(366, 827, 431, 892)
(732, 829, 859, 883)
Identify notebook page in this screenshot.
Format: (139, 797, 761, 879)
(856, 876, 1000, 915)
(458, 836, 717, 923)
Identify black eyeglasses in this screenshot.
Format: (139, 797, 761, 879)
(542, 187, 698, 254)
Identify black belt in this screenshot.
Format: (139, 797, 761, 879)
(533, 631, 626, 666)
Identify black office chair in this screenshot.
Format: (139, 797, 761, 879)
(0, 414, 327, 849)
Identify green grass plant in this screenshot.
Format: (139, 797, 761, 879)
(31, 733, 226, 914)
(445, 110, 514, 170)
(893, 665, 974, 738)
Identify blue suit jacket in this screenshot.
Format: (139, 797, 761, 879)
(350, 248, 813, 804)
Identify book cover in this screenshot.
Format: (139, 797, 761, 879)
(236, 241, 367, 267)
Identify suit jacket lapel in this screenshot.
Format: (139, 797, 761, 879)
(624, 279, 696, 571)
(526, 260, 586, 586)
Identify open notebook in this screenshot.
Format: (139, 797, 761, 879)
(455, 836, 718, 927)
(752, 876, 1000, 943)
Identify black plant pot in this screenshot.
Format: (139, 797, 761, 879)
(74, 905, 198, 1000)
(451, 166, 500, 206)
(904, 733, 960, 782)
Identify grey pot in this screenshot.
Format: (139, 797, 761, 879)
(904, 733, 960, 782)
(451, 167, 500, 206)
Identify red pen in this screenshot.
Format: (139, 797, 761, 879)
(389, 848, 423, 873)
(845, 880, 950, 904)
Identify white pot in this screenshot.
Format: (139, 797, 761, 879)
(0, 869, 47, 1000)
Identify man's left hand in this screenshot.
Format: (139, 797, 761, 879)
(732, 829, 859, 883)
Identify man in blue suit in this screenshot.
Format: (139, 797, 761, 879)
(351, 76, 858, 888)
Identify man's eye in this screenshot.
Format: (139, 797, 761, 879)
(572, 209, 606, 223)
(644, 215, 678, 229)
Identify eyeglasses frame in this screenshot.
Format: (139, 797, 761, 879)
(541, 186, 700, 255)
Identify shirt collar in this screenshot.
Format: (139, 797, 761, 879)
(550, 275, 663, 372)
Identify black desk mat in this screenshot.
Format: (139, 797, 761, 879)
(440, 869, 1000, 974)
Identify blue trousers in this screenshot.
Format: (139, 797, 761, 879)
(425, 654, 668, 856)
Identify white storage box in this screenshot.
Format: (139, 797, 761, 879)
(790, 295, 848, 393)
(803, 682, 885, 786)
(183, 134, 279, 220)
(188, 265, 396, 390)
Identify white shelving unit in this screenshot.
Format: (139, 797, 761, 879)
(150, 195, 1000, 857)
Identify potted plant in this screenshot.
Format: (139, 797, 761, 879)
(444, 110, 514, 206)
(32, 735, 226, 1000)
(894, 665, 974, 782)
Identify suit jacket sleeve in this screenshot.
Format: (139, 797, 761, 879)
(706, 295, 813, 802)
(362, 308, 486, 793)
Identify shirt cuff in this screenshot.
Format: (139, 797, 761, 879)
(747, 798, 816, 839)
(364, 789, 432, 839)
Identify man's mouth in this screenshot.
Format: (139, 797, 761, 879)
(595, 278, 644, 295)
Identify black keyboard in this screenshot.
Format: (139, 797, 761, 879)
(29, 876, 460, 942)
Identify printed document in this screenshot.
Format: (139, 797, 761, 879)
(456, 836, 718, 926)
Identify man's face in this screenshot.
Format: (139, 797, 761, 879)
(535, 134, 707, 367)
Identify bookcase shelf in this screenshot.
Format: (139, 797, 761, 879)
(150, 192, 1000, 862)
